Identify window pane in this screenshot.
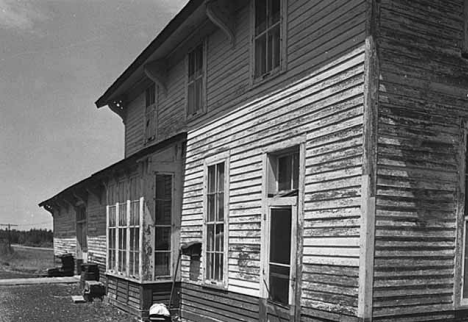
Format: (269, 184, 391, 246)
(292, 152, 299, 190)
(195, 45, 203, 75)
(215, 253, 223, 281)
(217, 192, 224, 221)
(255, 0, 267, 35)
(195, 78, 203, 113)
(156, 200, 172, 225)
(270, 208, 292, 265)
(109, 206, 116, 227)
(155, 227, 171, 251)
(255, 35, 267, 77)
(207, 224, 214, 251)
(217, 163, 225, 191)
(269, 0, 280, 25)
(215, 224, 224, 252)
(119, 203, 127, 225)
(206, 252, 214, 280)
(155, 252, 170, 277)
(188, 51, 195, 79)
(278, 155, 292, 191)
(208, 165, 216, 193)
(156, 175, 171, 198)
(269, 264, 290, 305)
(207, 194, 215, 222)
(269, 25, 281, 70)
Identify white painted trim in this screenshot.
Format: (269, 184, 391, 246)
(106, 205, 109, 271)
(202, 154, 230, 288)
(139, 197, 144, 283)
(459, 124, 468, 306)
(126, 200, 131, 277)
(115, 202, 119, 274)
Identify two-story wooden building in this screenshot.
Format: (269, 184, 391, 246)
(40, 0, 468, 321)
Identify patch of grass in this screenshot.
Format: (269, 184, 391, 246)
(0, 242, 55, 275)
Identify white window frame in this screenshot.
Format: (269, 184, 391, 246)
(106, 180, 144, 281)
(154, 172, 174, 280)
(459, 125, 468, 306)
(202, 153, 230, 288)
(250, 0, 288, 84)
(186, 40, 207, 118)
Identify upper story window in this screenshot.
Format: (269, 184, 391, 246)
(253, 0, 285, 80)
(145, 83, 156, 143)
(187, 43, 205, 117)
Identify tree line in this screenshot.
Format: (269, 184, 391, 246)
(0, 228, 53, 248)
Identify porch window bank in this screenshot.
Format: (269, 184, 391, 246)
(107, 177, 143, 279)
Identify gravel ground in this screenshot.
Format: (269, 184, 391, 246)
(0, 283, 140, 322)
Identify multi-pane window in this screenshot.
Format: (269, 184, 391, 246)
(205, 162, 226, 284)
(155, 174, 173, 279)
(145, 83, 156, 142)
(118, 201, 127, 272)
(129, 177, 140, 278)
(108, 206, 116, 270)
(187, 43, 204, 117)
(107, 177, 142, 279)
(268, 149, 299, 197)
(254, 0, 282, 79)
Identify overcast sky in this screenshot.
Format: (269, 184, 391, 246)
(0, 0, 188, 231)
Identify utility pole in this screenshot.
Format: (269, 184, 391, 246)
(0, 223, 19, 251)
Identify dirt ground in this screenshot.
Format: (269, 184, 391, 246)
(0, 283, 140, 322)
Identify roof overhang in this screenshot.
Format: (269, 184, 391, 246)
(39, 132, 187, 215)
(95, 0, 207, 109)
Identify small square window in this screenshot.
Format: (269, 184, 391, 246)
(145, 83, 155, 107)
(267, 148, 299, 197)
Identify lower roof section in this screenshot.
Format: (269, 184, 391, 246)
(39, 132, 187, 213)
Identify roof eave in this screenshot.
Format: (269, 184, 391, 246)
(95, 0, 206, 109)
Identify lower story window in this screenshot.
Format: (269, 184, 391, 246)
(204, 161, 228, 285)
(107, 198, 142, 279)
(155, 174, 173, 279)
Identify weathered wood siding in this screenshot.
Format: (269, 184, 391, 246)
(373, 0, 468, 320)
(180, 0, 367, 320)
(124, 91, 145, 157)
(86, 190, 106, 273)
(53, 207, 76, 256)
(107, 276, 175, 319)
(124, 66, 186, 157)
